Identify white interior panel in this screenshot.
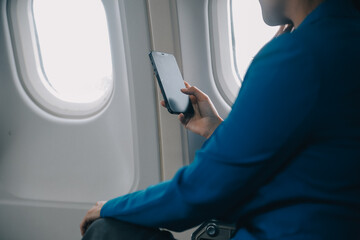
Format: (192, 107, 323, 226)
(2, 0, 135, 204)
(176, 0, 232, 160)
(0, 0, 162, 239)
(0, 0, 232, 239)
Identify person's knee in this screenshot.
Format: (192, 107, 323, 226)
(89, 218, 108, 229)
(82, 218, 117, 240)
(82, 218, 175, 240)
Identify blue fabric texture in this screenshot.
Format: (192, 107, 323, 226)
(101, 0, 360, 239)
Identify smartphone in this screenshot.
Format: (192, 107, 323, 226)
(149, 51, 193, 115)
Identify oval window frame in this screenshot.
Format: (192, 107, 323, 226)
(209, 0, 277, 106)
(8, 0, 114, 118)
(208, 0, 240, 106)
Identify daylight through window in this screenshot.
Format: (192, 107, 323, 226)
(33, 0, 113, 103)
(231, 0, 278, 80)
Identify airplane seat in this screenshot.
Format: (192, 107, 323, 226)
(190, 219, 236, 240)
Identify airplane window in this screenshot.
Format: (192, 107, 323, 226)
(32, 0, 113, 103)
(231, 0, 277, 80)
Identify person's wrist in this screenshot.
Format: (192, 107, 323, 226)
(98, 201, 107, 218)
(204, 117, 223, 139)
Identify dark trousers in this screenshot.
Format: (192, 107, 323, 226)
(82, 218, 176, 240)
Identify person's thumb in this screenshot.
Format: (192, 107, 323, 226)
(181, 86, 208, 101)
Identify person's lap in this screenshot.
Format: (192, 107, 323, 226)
(82, 218, 175, 240)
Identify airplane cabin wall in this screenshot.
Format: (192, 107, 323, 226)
(0, 0, 232, 239)
(0, 0, 162, 239)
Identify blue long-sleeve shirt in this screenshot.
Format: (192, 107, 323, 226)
(101, 0, 360, 239)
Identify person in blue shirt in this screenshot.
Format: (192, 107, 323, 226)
(80, 0, 360, 239)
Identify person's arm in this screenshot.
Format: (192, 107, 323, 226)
(82, 34, 320, 233)
(172, 23, 294, 139)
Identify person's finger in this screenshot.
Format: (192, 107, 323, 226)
(82, 222, 91, 236)
(160, 100, 166, 108)
(189, 95, 197, 105)
(178, 113, 190, 126)
(178, 113, 186, 125)
(181, 86, 208, 101)
(80, 217, 87, 236)
(186, 94, 200, 116)
(184, 81, 191, 88)
(81, 217, 94, 236)
(81, 223, 87, 236)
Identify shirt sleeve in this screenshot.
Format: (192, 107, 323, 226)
(100, 34, 321, 232)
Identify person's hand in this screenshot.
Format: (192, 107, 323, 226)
(274, 23, 294, 38)
(80, 201, 107, 236)
(161, 82, 223, 139)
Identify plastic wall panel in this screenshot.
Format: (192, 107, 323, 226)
(0, 0, 161, 239)
(176, 0, 232, 161)
(147, 0, 190, 181)
(118, 0, 162, 190)
(2, 0, 134, 204)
